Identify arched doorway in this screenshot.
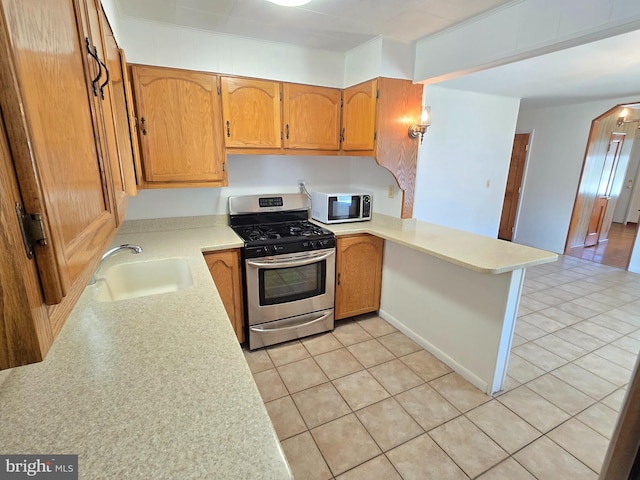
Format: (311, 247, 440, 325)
(565, 104, 640, 269)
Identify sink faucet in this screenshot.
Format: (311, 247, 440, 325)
(88, 244, 143, 285)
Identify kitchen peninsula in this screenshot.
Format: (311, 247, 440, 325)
(0, 214, 555, 478)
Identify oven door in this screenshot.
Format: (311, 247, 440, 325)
(245, 248, 335, 326)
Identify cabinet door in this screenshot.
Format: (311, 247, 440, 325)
(204, 250, 245, 343)
(335, 234, 384, 320)
(131, 65, 226, 185)
(99, 7, 138, 197)
(341, 79, 377, 151)
(0, 0, 117, 304)
(0, 112, 52, 369)
(283, 83, 341, 150)
(221, 77, 282, 149)
(82, 0, 132, 225)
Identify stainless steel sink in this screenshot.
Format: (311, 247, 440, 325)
(95, 258, 193, 302)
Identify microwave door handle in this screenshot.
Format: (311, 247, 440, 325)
(246, 250, 334, 268)
(249, 311, 332, 333)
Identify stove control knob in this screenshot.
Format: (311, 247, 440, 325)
(309, 241, 317, 248)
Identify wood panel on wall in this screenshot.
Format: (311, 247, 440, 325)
(375, 78, 423, 219)
(566, 108, 638, 251)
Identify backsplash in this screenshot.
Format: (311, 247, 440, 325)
(125, 155, 404, 220)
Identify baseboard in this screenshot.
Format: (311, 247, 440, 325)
(378, 309, 491, 395)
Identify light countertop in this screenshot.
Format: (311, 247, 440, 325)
(0, 219, 290, 480)
(0, 214, 555, 479)
(322, 215, 557, 274)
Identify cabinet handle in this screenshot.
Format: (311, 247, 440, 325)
(85, 38, 102, 97)
(337, 272, 341, 285)
(340, 127, 345, 143)
(140, 117, 147, 135)
(285, 123, 290, 139)
(98, 57, 110, 100)
(226, 120, 231, 137)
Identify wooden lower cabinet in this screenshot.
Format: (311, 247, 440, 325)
(204, 250, 245, 343)
(335, 234, 384, 320)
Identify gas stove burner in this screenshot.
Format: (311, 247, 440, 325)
(228, 194, 336, 256)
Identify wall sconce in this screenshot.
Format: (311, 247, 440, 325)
(408, 106, 431, 144)
(616, 107, 640, 127)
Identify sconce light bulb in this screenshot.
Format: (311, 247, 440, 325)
(421, 106, 431, 125)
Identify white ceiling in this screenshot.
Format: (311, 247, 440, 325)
(436, 27, 640, 108)
(114, 0, 514, 51)
(114, 0, 640, 107)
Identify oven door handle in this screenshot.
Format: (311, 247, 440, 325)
(249, 311, 332, 333)
(246, 250, 334, 268)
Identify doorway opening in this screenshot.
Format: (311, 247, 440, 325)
(564, 103, 640, 269)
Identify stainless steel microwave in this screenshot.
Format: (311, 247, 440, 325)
(310, 191, 372, 224)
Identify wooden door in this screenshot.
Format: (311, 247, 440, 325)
(584, 133, 625, 247)
(220, 77, 282, 149)
(335, 234, 384, 320)
(0, 0, 117, 304)
(341, 79, 377, 151)
(131, 65, 226, 184)
(499, 133, 529, 240)
(283, 83, 341, 150)
(204, 250, 245, 343)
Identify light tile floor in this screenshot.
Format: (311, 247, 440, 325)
(244, 255, 640, 479)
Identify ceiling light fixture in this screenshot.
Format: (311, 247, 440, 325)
(265, 0, 312, 6)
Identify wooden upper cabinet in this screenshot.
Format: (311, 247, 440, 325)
(131, 65, 226, 186)
(221, 77, 282, 149)
(99, 7, 138, 198)
(341, 79, 378, 151)
(80, 0, 132, 226)
(335, 234, 384, 320)
(0, 0, 119, 304)
(283, 83, 341, 150)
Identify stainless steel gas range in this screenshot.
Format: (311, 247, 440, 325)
(229, 194, 336, 350)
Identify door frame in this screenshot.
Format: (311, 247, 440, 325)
(564, 104, 638, 256)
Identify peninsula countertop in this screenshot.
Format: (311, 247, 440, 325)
(321, 215, 557, 274)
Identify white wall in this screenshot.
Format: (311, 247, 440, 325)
(344, 37, 413, 87)
(100, 0, 121, 40)
(414, 0, 640, 83)
(515, 95, 640, 253)
(118, 17, 344, 87)
(413, 85, 521, 238)
(615, 129, 640, 223)
(125, 155, 402, 220)
(629, 227, 640, 273)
